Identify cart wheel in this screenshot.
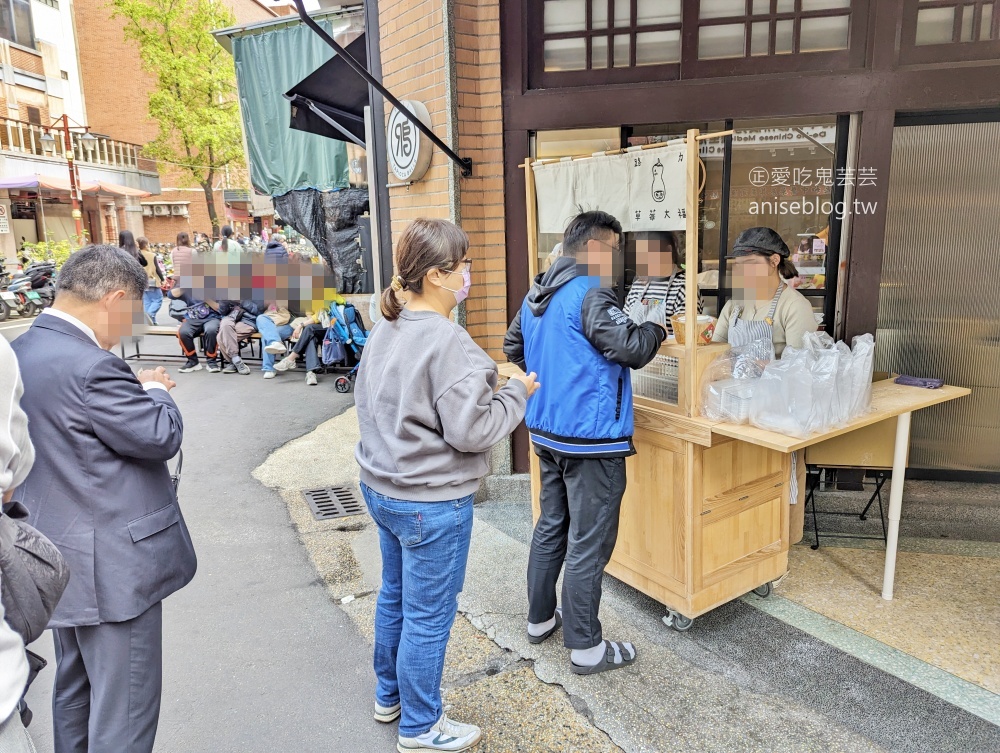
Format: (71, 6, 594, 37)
(334, 376, 352, 393)
(662, 611, 694, 632)
(752, 582, 773, 598)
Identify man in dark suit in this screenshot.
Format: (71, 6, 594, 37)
(12, 244, 197, 753)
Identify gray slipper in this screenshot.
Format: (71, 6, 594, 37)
(571, 640, 637, 675)
(526, 609, 562, 644)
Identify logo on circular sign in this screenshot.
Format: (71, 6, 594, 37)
(387, 101, 432, 182)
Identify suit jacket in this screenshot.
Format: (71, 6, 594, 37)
(12, 315, 197, 627)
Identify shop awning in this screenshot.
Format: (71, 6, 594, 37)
(0, 174, 152, 198)
(284, 33, 368, 147)
(95, 180, 152, 198)
(0, 174, 91, 192)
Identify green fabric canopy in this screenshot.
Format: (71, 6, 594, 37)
(232, 19, 351, 196)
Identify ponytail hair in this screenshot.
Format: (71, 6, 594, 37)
(380, 218, 468, 321)
(778, 257, 800, 280)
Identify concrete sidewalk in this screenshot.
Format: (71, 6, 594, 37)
(257, 405, 1000, 753)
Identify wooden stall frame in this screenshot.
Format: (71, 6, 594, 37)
(517, 129, 969, 629)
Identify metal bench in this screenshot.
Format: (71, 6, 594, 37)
(120, 325, 262, 362)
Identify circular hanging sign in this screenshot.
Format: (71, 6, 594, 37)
(387, 100, 433, 182)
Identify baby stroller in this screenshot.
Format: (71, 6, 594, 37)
(322, 303, 368, 393)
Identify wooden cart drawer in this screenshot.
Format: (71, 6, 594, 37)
(700, 471, 784, 524)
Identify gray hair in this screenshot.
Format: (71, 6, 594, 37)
(56, 244, 147, 302)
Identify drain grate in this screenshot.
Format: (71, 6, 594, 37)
(303, 486, 365, 521)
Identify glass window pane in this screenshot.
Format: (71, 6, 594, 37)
(614, 33, 631, 66)
(544, 38, 588, 71)
(699, 23, 746, 59)
(592, 0, 608, 30)
(983, 4, 994, 41)
(776, 0, 795, 12)
(961, 4, 975, 41)
(12, 0, 32, 46)
(614, 0, 631, 27)
(699, 0, 746, 20)
(729, 118, 839, 295)
(801, 0, 850, 10)
(544, 0, 587, 34)
(592, 35, 609, 68)
(775, 18, 794, 53)
(752, 0, 770, 15)
(636, 30, 681, 65)
(800, 15, 850, 51)
(751, 21, 770, 55)
(637, 0, 681, 25)
(916, 7, 956, 45)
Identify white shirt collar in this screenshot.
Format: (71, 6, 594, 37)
(42, 308, 103, 349)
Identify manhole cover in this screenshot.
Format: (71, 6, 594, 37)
(303, 486, 365, 521)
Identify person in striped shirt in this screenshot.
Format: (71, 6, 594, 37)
(624, 231, 703, 336)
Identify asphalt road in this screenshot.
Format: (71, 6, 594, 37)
(8, 313, 397, 752)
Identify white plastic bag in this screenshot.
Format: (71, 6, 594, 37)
(849, 334, 876, 417)
(749, 349, 814, 437)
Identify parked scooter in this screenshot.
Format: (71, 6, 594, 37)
(0, 261, 55, 320)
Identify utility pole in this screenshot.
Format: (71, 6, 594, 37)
(62, 113, 84, 239)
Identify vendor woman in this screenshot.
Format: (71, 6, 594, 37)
(713, 226, 816, 544)
(624, 231, 702, 335)
(712, 227, 816, 355)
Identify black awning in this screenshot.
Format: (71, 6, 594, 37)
(285, 33, 369, 147)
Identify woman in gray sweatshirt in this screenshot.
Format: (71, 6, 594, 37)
(355, 218, 538, 753)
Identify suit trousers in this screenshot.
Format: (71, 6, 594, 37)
(51, 602, 163, 753)
(527, 447, 627, 650)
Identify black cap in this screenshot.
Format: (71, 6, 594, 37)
(727, 227, 790, 259)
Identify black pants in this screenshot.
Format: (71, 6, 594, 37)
(178, 318, 220, 362)
(527, 447, 627, 649)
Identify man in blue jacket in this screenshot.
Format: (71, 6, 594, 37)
(504, 211, 666, 675)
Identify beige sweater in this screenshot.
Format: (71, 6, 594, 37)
(712, 284, 817, 356)
(0, 336, 34, 721)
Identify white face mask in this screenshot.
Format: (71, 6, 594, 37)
(440, 267, 472, 305)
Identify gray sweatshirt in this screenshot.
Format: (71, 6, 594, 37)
(355, 308, 527, 502)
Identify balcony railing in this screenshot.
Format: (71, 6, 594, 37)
(0, 117, 154, 174)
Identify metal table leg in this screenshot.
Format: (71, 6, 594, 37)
(881, 411, 912, 600)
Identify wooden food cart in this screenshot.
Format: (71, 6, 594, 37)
(516, 129, 971, 631)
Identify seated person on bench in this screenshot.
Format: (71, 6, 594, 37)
(169, 289, 222, 373)
(216, 300, 264, 375)
(257, 303, 294, 379)
(274, 318, 326, 386)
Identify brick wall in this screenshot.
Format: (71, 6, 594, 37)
(454, 0, 506, 358)
(379, 0, 451, 241)
(10, 47, 43, 76)
(379, 0, 507, 357)
(74, 0, 275, 224)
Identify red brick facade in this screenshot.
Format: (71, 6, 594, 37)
(379, 0, 507, 357)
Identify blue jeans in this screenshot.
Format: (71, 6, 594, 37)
(361, 483, 474, 737)
(142, 288, 163, 324)
(255, 315, 293, 372)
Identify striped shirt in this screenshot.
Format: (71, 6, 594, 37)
(624, 272, 703, 336)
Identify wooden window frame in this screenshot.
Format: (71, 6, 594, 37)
(899, 0, 1000, 64)
(528, 0, 870, 88)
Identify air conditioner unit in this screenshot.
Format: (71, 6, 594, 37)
(170, 204, 188, 217)
(142, 205, 153, 217)
(153, 205, 169, 216)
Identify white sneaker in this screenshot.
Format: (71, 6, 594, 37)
(397, 714, 482, 752)
(374, 701, 401, 723)
(264, 341, 286, 355)
(263, 371, 276, 380)
(305, 371, 318, 386)
(274, 354, 297, 372)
